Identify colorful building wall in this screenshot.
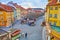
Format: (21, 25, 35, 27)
(0, 3, 14, 27)
(16, 8, 21, 20)
(14, 10, 17, 21)
(7, 2, 17, 22)
(46, 0, 60, 40)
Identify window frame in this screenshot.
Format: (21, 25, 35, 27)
(0, 12, 2, 14)
(49, 14, 52, 18)
(54, 22, 56, 26)
(49, 22, 52, 26)
(55, 6, 58, 10)
(50, 6, 53, 10)
(54, 14, 57, 18)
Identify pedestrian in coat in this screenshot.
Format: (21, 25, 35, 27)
(25, 32, 27, 38)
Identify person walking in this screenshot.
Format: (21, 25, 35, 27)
(25, 32, 27, 38)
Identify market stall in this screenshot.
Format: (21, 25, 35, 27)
(9, 28, 21, 40)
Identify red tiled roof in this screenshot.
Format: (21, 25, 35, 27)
(19, 6, 26, 10)
(27, 8, 32, 11)
(13, 3, 20, 8)
(0, 3, 13, 12)
(12, 3, 26, 11)
(47, 0, 58, 6)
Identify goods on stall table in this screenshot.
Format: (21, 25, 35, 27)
(12, 34, 21, 40)
(12, 30, 20, 37)
(10, 29, 21, 40)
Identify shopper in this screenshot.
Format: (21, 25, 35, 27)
(25, 32, 27, 38)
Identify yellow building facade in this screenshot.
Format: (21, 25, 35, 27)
(46, 0, 60, 40)
(0, 4, 14, 27)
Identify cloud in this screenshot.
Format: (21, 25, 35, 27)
(0, 0, 48, 9)
(19, 0, 48, 9)
(19, 2, 41, 9)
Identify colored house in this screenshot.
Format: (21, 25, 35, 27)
(20, 6, 28, 18)
(7, 1, 17, 22)
(46, 0, 60, 40)
(0, 3, 14, 27)
(7, 1, 21, 21)
(7, 1, 29, 20)
(13, 3, 21, 20)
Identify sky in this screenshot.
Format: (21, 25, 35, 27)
(0, 0, 48, 9)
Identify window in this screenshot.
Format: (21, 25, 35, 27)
(54, 22, 56, 26)
(0, 12, 2, 14)
(55, 6, 58, 10)
(49, 14, 52, 18)
(49, 22, 52, 26)
(54, 14, 57, 18)
(2, 21, 4, 25)
(0, 16, 4, 21)
(50, 6, 53, 10)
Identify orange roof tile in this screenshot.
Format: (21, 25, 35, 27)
(0, 3, 13, 12)
(47, 0, 58, 6)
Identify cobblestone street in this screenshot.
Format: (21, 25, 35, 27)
(1, 16, 45, 40)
